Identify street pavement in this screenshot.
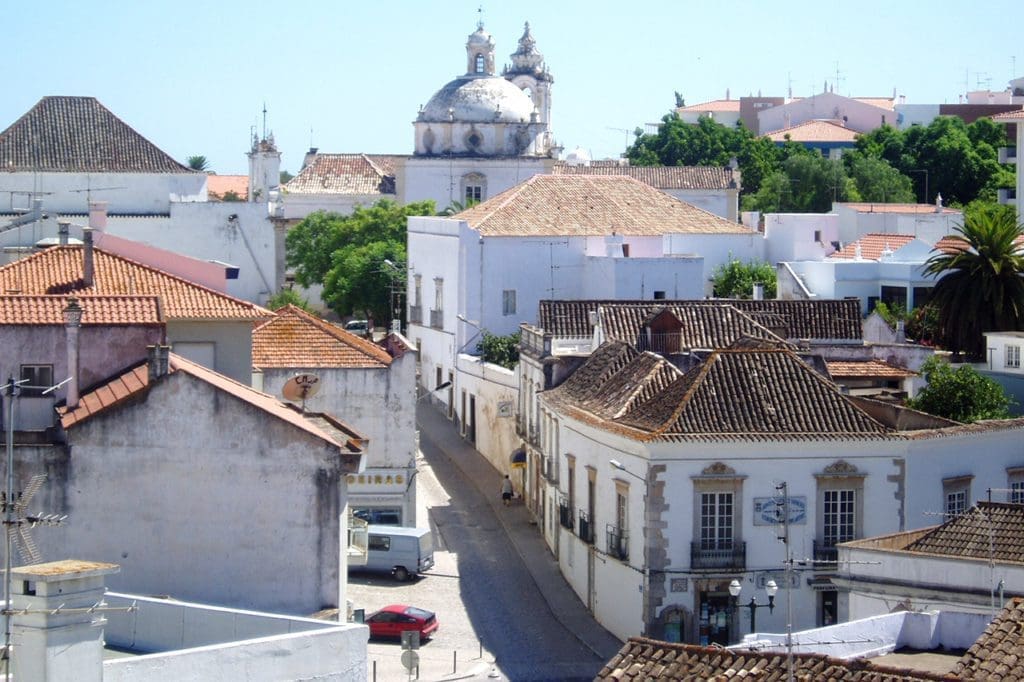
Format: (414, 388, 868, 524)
(415, 401, 623, 680)
(349, 402, 623, 681)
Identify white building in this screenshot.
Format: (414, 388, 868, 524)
(405, 173, 760, 431)
(520, 335, 1024, 644)
(758, 91, 896, 135)
(0, 96, 284, 304)
(253, 305, 419, 525)
(993, 109, 1024, 215)
(837, 501, 1024, 619)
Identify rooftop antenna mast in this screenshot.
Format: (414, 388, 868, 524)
(477, 4, 484, 28)
(262, 102, 268, 141)
(832, 62, 845, 94)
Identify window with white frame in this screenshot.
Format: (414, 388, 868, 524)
(502, 289, 517, 316)
(943, 475, 972, 518)
(1007, 345, 1021, 369)
(1012, 482, 1024, 504)
(20, 364, 53, 397)
(823, 489, 856, 547)
(461, 173, 487, 203)
(1009, 468, 1024, 504)
(700, 492, 733, 550)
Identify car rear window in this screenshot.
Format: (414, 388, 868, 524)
(404, 607, 434, 620)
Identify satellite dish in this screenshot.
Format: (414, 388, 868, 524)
(282, 373, 321, 404)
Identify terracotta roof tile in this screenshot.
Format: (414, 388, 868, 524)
(538, 299, 863, 342)
(991, 109, 1024, 121)
(252, 305, 392, 368)
(0, 246, 271, 321)
(677, 99, 741, 113)
(60, 353, 366, 454)
(283, 154, 398, 195)
(956, 597, 1024, 679)
(597, 637, 956, 681)
(841, 203, 961, 215)
(453, 175, 750, 236)
(545, 343, 892, 443)
(827, 360, 916, 379)
(551, 162, 737, 190)
(0, 294, 163, 325)
(0, 96, 193, 173)
(831, 234, 918, 261)
(903, 502, 1024, 563)
(766, 119, 861, 143)
(206, 174, 249, 200)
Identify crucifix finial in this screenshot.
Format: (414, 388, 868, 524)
(477, 5, 484, 29)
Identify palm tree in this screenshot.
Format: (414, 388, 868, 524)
(187, 155, 210, 172)
(923, 206, 1024, 359)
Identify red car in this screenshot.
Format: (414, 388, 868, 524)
(365, 605, 439, 640)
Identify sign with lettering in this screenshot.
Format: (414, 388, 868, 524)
(752, 496, 806, 526)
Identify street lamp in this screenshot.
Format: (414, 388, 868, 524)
(609, 459, 645, 483)
(729, 578, 778, 637)
(379, 259, 405, 334)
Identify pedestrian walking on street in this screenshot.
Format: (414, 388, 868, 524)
(501, 475, 514, 506)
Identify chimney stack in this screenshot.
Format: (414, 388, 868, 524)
(58, 221, 70, 246)
(63, 297, 84, 409)
(82, 228, 95, 288)
(147, 344, 171, 381)
(88, 201, 108, 231)
(752, 283, 765, 301)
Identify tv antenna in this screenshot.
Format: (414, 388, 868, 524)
(281, 373, 321, 412)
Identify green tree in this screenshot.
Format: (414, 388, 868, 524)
(285, 200, 435, 320)
(477, 331, 521, 369)
(745, 154, 853, 213)
(907, 356, 1013, 422)
(187, 155, 209, 172)
(221, 190, 243, 202)
(266, 288, 315, 312)
(922, 206, 1024, 358)
(280, 170, 294, 184)
(711, 258, 777, 298)
(847, 157, 915, 203)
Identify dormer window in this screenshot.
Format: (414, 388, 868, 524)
(475, 54, 485, 73)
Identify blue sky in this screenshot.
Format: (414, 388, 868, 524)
(4, 1, 1022, 175)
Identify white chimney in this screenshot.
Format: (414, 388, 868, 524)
(10, 560, 119, 682)
(147, 344, 171, 381)
(753, 283, 765, 300)
(63, 297, 83, 409)
(88, 201, 108, 231)
(58, 221, 70, 246)
(82, 228, 95, 287)
(935, 193, 943, 213)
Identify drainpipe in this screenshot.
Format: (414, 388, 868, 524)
(82, 228, 94, 288)
(63, 298, 83, 409)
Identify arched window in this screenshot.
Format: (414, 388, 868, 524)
(475, 54, 485, 73)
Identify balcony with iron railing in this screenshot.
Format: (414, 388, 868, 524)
(429, 308, 444, 329)
(690, 541, 746, 570)
(813, 539, 840, 568)
(558, 500, 573, 530)
(409, 304, 423, 324)
(999, 146, 1017, 164)
(578, 511, 594, 544)
(543, 454, 559, 484)
(607, 525, 629, 562)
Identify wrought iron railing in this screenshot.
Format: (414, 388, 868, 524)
(429, 308, 444, 329)
(578, 511, 594, 544)
(607, 525, 629, 562)
(690, 541, 746, 570)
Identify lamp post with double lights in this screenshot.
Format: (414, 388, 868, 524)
(729, 578, 778, 639)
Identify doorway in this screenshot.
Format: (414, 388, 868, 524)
(698, 591, 734, 646)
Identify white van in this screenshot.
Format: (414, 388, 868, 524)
(352, 525, 434, 582)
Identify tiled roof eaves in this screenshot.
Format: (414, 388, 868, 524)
(252, 305, 392, 368)
(901, 417, 1024, 439)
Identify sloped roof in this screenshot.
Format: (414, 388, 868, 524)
(59, 353, 365, 454)
(840, 203, 961, 215)
(206, 174, 248, 200)
(537, 299, 862, 342)
(597, 637, 953, 681)
(0, 245, 270, 321)
(955, 597, 1024, 679)
(827, 360, 915, 379)
(0, 96, 193, 173)
(599, 303, 787, 350)
(903, 502, 1024, 563)
(253, 304, 392, 369)
(991, 109, 1024, 121)
(766, 119, 860, 143)
(283, 154, 398, 195)
(831, 233, 918, 261)
(551, 162, 737, 190)
(545, 344, 892, 442)
(452, 175, 750, 236)
(677, 99, 741, 113)
(0, 294, 163, 325)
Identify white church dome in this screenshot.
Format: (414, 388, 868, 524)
(420, 76, 536, 124)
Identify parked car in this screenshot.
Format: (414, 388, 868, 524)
(365, 605, 439, 641)
(349, 525, 434, 581)
(353, 508, 402, 525)
(344, 319, 369, 334)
